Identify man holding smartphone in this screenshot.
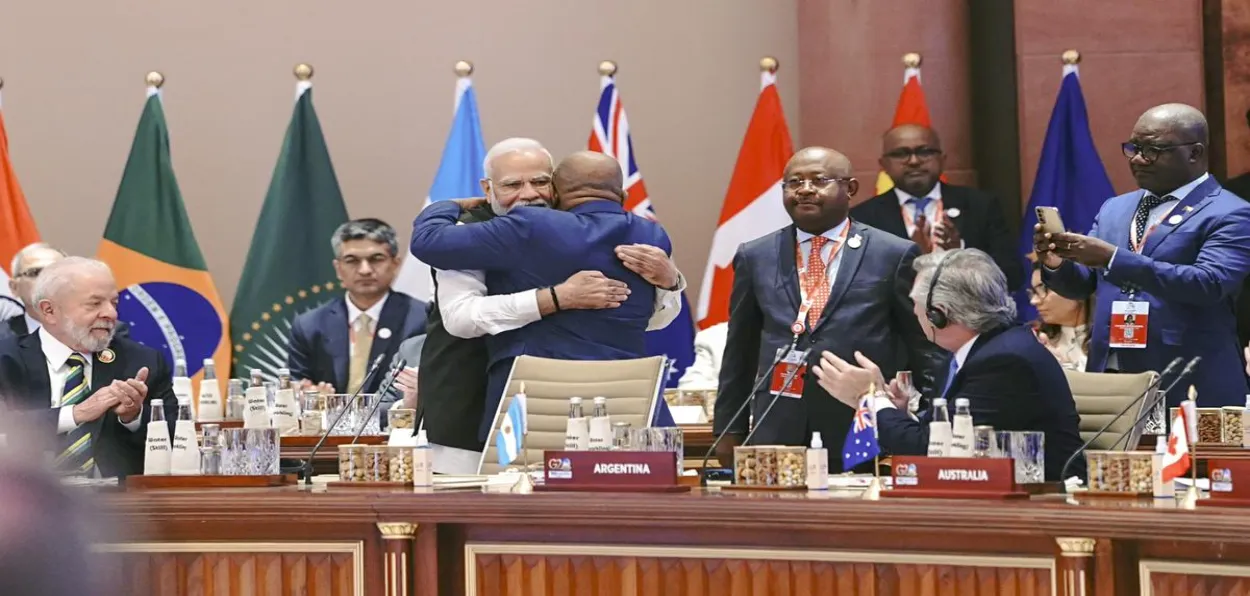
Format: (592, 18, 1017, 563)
(1033, 103, 1250, 407)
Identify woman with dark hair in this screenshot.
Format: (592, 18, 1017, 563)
(1029, 262, 1091, 370)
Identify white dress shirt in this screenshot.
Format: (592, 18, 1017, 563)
(24, 313, 40, 334)
(437, 268, 686, 340)
(794, 217, 851, 290)
(677, 322, 728, 390)
(40, 327, 142, 434)
(895, 183, 964, 250)
(345, 292, 388, 356)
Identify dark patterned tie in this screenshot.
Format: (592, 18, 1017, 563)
(1133, 194, 1171, 246)
(56, 354, 94, 474)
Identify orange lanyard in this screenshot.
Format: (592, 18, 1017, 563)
(1130, 204, 1176, 253)
(794, 224, 851, 305)
(899, 198, 943, 232)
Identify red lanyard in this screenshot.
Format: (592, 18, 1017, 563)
(1130, 204, 1176, 253)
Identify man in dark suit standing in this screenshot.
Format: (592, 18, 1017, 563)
(0, 257, 175, 478)
(815, 249, 1085, 481)
(713, 146, 943, 471)
(1036, 103, 1250, 406)
(287, 219, 428, 395)
(852, 124, 1022, 291)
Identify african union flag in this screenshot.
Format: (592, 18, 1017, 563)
(97, 77, 229, 396)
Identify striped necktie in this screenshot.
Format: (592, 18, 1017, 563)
(56, 353, 95, 474)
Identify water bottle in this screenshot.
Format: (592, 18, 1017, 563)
(949, 398, 975, 457)
(588, 396, 611, 450)
(413, 429, 433, 487)
(927, 398, 952, 457)
(171, 358, 194, 419)
(170, 396, 200, 475)
(564, 397, 589, 451)
(243, 369, 270, 428)
(806, 432, 829, 490)
(197, 358, 223, 421)
(271, 367, 300, 434)
(143, 399, 171, 475)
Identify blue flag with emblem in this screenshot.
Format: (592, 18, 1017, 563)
(393, 71, 487, 301)
(842, 393, 880, 469)
(1016, 62, 1114, 321)
(496, 391, 527, 467)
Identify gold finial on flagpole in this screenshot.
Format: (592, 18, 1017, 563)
(1061, 50, 1081, 65)
(293, 63, 314, 81)
(598, 60, 618, 77)
(145, 71, 165, 89)
(759, 56, 779, 73)
(903, 53, 923, 68)
(454, 60, 474, 77)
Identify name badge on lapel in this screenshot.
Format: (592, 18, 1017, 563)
(770, 348, 811, 399)
(1109, 301, 1149, 349)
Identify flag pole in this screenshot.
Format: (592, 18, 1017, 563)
(511, 383, 535, 494)
(1181, 386, 1200, 509)
(862, 382, 883, 500)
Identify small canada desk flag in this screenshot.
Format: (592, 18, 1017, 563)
(1161, 396, 1196, 482)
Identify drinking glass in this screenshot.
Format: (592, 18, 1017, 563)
(611, 422, 633, 450)
(996, 431, 1044, 484)
(221, 428, 248, 475)
(244, 428, 280, 475)
(972, 426, 996, 458)
(894, 371, 919, 413)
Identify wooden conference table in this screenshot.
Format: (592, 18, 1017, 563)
(94, 482, 1250, 596)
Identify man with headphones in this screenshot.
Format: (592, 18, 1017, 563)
(813, 249, 1085, 482)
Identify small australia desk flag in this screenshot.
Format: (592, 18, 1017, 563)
(843, 392, 881, 470)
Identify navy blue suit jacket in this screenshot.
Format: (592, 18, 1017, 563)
(410, 199, 670, 438)
(1042, 177, 1250, 406)
(287, 291, 427, 394)
(0, 333, 177, 478)
(713, 221, 945, 472)
(876, 325, 1086, 482)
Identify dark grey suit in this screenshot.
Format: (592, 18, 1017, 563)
(714, 220, 943, 472)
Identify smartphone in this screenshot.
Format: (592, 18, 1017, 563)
(1035, 206, 1066, 235)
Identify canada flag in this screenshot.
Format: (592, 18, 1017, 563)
(1161, 399, 1196, 482)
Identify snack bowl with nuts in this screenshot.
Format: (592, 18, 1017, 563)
(364, 445, 390, 482)
(387, 445, 414, 485)
(337, 444, 367, 483)
(776, 446, 806, 487)
(733, 446, 758, 486)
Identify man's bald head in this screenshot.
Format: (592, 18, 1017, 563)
(782, 146, 858, 234)
(1128, 103, 1209, 194)
(552, 151, 626, 209)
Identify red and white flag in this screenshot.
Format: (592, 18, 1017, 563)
(695, 67, 794, 329)
(1161, 400, 1196, 482)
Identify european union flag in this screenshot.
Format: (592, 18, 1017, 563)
(1016, 65, 1114, 320)
(842, 394, 880, 469)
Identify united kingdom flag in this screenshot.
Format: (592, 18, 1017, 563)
(587, 68, 695, 388)
(842, 394, 881, 469)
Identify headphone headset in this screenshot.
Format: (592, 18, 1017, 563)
(925, 252, 954, 329)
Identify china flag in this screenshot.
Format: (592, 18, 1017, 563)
(695, 62, 793, 330)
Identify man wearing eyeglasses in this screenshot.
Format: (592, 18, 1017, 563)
(1, 243, 67, 341)
(851, 124, 1022, 291)
(713, 146, 943, 472)
(1034, 103, 1250, 407)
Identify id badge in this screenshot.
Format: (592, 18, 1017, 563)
(1109, 301, 1149, 349)
(770, 348, 810, 398)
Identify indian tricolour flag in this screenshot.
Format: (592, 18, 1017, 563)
(392, 73, 486, 301)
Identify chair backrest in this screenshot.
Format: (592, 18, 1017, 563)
(1066, 369, 1158, 451)
(477, 355, 666, 475)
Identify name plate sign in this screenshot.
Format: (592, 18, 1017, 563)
(884, 456, 1028, 500)
(539, 450, 688, 493)
(1202, 458, 1250, 507)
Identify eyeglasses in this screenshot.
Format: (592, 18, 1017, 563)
(491, 176, 553, 195)
(883, 147, 942, 161)
(14, 266, 43, 279)
(783, 176, 852, 191)
(1029, 284, 1050, 299)
(1121, 141, 1200, 164)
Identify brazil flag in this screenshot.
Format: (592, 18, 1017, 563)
(97, 81, 230, 396)
(229, 79, 349, 379)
